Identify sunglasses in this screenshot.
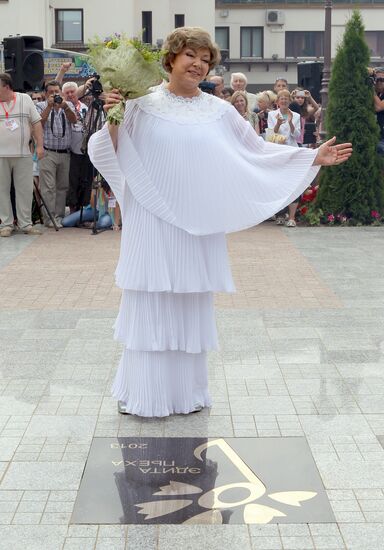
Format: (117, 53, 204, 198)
(376, 78, 384, 83)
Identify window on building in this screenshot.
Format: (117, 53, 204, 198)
(142, 11, 152, 44)
(365, 31, 384, 57)
(55, 9, 83, 43)
(285, 31, 324, 57)
(175, 14, 185, 28)
(240, 27, 263, 57)
(215, 27, 230, 51)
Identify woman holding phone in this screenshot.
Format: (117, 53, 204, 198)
(291, 88, 320, 145)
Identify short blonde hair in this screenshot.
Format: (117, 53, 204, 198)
(230, 90, 249, 110)
(256, 92, 271, 106)
(162, 27, 221, 74)
(264, 90, 277, 104)
(277, 89, 291, 100)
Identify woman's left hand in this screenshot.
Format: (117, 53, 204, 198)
(287, 109, 293, 122)
(313, 136, 352, 166)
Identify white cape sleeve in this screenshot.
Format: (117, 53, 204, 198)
(88, 103, 320, 235)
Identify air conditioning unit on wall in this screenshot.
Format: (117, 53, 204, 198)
(266, 10, 285, 25)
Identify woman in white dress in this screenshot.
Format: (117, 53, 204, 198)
(88, 27, 352, 418)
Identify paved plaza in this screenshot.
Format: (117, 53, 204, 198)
(1, 223, 384, 549)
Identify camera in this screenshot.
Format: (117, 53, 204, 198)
(198, 81, 216, 95)
(88, 73, 103, 96)
(366, 68, 384, 87)
(53, 94, 63, 104)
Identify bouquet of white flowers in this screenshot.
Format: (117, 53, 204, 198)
(88, 34, 166, 125)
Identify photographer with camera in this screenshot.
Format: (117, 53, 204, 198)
(62, 82, 90, 214)
(35, 80, 76, 227)
(373, 68, 384, 155)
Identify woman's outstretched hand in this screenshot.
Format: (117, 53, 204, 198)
(313, 136, 353, 166)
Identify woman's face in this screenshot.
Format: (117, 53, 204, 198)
(277, 95, 290, 111)
(258, 98, 268, 111)
(233, 95, 247, 113)
(170, 47, 211, 89)
(295, 96, 305, 106)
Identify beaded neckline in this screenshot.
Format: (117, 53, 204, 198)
(161, 84, 203, 103)
(136, 83, 230, 124)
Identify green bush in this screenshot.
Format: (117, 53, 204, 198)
(315, 10, 384, 224)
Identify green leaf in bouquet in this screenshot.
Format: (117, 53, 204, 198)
(88, 40, 164, 99)
(106, 101, 126, 125)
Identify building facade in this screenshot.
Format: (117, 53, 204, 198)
(0, 0, 215, 53)
(215, 0, 384, 91)
(0, 0, 383, 90)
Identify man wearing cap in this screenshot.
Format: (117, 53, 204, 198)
(0, 73, 44, 237)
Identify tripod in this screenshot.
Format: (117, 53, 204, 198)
(32, 177, 59, 231)
(78, 89, 106, 235)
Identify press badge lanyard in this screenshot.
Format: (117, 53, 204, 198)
(50, 109, 66, 138)
(0, 94, 16, 118)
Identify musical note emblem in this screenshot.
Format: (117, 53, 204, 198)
(135, 438, 317, 523)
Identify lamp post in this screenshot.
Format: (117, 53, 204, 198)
(319, 0, 332, 141)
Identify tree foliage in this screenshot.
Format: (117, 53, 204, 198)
(315, 10, 383, 224)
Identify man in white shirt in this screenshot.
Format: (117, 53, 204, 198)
(0, 73, 43, 237)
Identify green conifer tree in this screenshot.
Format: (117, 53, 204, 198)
(315, 10, 383, 224)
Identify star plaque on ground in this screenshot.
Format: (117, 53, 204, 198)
(72, 437, 335, 524)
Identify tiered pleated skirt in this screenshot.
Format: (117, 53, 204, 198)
(112, 195, 235, 417)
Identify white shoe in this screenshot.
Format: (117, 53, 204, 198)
(0, 226, 13, 237)
(286, 220, 296, 227)
(23, 225, 42, 235)
(117, 401, 131, 415)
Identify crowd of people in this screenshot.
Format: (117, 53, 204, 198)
(0, 60, 383, 236)
(203, 72, 322, 227)
(0, 68, 120, 237)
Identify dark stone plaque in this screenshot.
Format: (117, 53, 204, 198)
(71, 437, 334, 524)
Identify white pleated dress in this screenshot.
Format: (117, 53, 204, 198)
(88, 85, 320, 417)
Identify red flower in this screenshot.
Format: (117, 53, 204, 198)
(371, 210, 381, 219)
(300, 206, 308, 215)
(327, 214, 335, 222)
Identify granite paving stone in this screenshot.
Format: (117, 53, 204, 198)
(2, 225, 384, 547)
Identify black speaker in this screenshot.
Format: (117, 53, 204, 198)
(297, 61, 323, 103)
(4, 36, 44, 92)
